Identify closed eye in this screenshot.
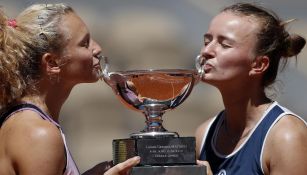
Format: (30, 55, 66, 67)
(79, 33, 90, 48)
(218, 35, 234, 49)
(204, 34, 212, 46)
(220, 42, 232, 48)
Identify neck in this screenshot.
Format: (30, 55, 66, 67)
(21, 84, 73, 123)
(219, 85, 272, 134)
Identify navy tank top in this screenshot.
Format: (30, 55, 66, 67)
(199, 101, 307, 175)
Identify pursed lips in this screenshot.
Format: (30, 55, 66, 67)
(93, 63, 101, 70)
(204, 62, 213, 73)
(93, 58, 100, 68)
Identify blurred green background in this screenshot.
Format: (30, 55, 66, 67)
(1, 0, 306, 173)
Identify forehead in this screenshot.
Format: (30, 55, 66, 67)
(58, 12, 88, 41)
(208, 12, 260, 42)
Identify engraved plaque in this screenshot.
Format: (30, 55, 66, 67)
(113, 137, 196, 165)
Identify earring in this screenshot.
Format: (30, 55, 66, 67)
(48, 73, 60, 84)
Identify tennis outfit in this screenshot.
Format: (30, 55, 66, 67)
(199, 101, 307, 175)
(0, 103, 80, 175)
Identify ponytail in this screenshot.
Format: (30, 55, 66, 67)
(1, 3, 74, 109)
(0, 10, 26, 107)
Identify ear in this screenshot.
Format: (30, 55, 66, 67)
(249, 55, 270, 76)
(41, 53, 61, 76)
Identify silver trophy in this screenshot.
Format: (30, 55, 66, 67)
(100, 55, 206, 175)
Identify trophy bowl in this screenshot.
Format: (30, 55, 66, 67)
(98, 55, 207, 174)
(105, 69, 199, 138)
(100, 54, 204, 138)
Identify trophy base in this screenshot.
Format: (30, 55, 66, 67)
(130, 131, 179, 138)
(113, 137, 196, 165)
(131, 165, 206, 175)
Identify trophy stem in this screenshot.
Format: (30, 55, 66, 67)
(130, 104, 179, 138)
(144, 111, 166, 131)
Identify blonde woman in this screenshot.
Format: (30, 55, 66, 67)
(0, 3, 139, 175)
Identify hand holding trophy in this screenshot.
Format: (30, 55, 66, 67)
(99, 55, 206, 175)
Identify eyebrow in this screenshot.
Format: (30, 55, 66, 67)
(204, 33, 235, 43)
(204, 33, 212, 40)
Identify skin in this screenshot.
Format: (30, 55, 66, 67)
(195, 12, 307, 175)
(0, 12, 139, 175)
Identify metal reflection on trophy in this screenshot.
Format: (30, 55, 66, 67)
(100, 55, 206, 175)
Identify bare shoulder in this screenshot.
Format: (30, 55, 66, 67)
(263, 114, 307, 174)
(195, 117, 216, 139)
(4, 110, 66, 174)
(268, 114, 307, 144)
(195, 117, 216, 156)
(5, 110, 63, 146)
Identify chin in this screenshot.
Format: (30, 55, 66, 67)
(201, 75, 211, 83)
(88, 77, 100, 83)
(201, 77, 217, 86)
(80, 75, 100, 84)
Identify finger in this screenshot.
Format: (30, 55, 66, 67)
(197, 160, 213, 175)
(117, 156, 140, 170)
(104, 156, 140, 175)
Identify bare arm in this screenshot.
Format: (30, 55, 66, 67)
(7, 111, 66, 175)
(195, 118, 215, 175)
(263, 115, 307, 175)
(195, 118, 214, 157)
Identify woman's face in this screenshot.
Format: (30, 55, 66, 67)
(57, 12, 102, 86)
(200, 12, 260, 88)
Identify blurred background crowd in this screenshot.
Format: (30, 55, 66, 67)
(1, 0, 306, 172)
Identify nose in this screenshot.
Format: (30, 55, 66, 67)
(200, 42, 215, 60)
(91, 39, 102, 57)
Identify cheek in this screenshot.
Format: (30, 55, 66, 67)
(74, 50, 93, 67)
(64, 52, 93, 75)
(81, 55, 93, 68)
(217, 52, 252, 74)
(216, 54, 237, 70)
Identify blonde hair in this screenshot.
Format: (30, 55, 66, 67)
(0, 3, 74, 107)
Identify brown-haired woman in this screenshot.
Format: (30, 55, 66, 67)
(195, 3, 307, 175)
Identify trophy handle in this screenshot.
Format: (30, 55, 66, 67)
(98, 55, 110, 79)
(195, 55, 205, 80)
(98, 55, 117, 89)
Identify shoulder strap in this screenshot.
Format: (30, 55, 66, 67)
(199, 111, 224, 159)
(0, 103, 50, 127)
